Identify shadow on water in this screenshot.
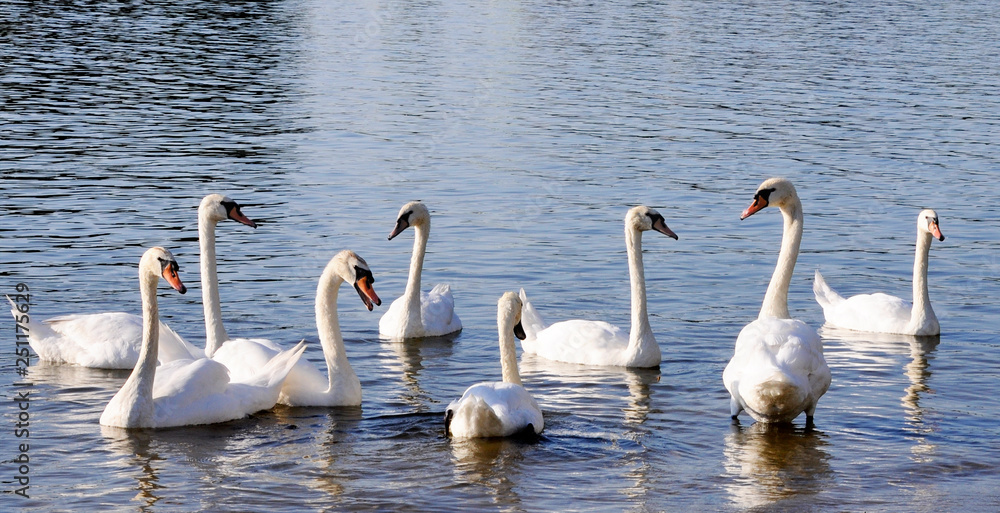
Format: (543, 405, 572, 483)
(723, 421, 832, 510)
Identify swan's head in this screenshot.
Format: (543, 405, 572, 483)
(139, 247, 187, 294)
(199, 194, 257, 228)
(498, 291, 526, 340)
(330, 250, 382, 311)
(626, 206, 678, 239)
(388, 201, 429, 240)
(740, 177, 798, 220)
(918, 209, 945, 241)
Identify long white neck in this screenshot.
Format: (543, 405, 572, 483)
(401, 223, 428, 329)
(759, 199, 803, 320)
(199, 213, 228, 357)
(910, 230, 935, 326)
(119, 270, 161, 426)
(625, 226, 657, 361)
(315, 266, 357, 392)
(499, 312, 522, 386)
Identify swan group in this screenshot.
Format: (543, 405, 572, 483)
(12, 184, 948, 431)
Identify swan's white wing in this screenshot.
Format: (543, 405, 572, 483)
(517, 288, 547, 340)
(528, 319, 630, 366)
(420, 284, 462, 336)
(724, 318, 830, 423)
(448, 382, 543, 438)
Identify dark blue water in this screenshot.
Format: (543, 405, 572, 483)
(2, 0, 999, 511)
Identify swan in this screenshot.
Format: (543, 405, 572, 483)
(445, 291, 543, 438)
(4, 194, 257, 369)
(723, 178, 831, 424)
(99, 247, 305, 429)
(378, 201, 462, 339)
(813, 209, 945, 336)
(214, 251, 381, 406)
(517, 205, 677, 368)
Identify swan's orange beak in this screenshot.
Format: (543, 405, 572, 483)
(354, 275, 381, 311)
(929, 220, 945, 241)
(740, 195, 768, 220)
(162, 263, 187, 294)
(227, 205, 258, 229)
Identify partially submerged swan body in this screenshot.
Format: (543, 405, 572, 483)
(724, 178, 831, 424)
(814, 209, 945, 336)
(99, 247, 305, 429)
(379, 201, 462, 340)
(446, 292, 542, 438)
(518, 206, 677, 368)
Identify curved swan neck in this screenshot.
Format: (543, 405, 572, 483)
(759, 199, 802, 320)
(199, 213, 228, 357)
(911, 230, 934, 321)
(316, 266, 356, 391)
(499, 312, 522, 386)
(625, 226, 654, 353)
(119, 268, 161, 424)
(402, 223, 429, 326)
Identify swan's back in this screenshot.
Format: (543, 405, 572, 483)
(813, 270, 917, 334)
(446, 382, 543, 438)
(724, 317, 830, 423)
(421, 283, 462, 335)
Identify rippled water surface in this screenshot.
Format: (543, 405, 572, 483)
(2, 0, 999, 511)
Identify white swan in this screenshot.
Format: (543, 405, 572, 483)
(517, 205, 677, 368)
(723, 178, 831, 424)
(378, 201, 462, 339)
(813, 209, 945, 336)
(446, 291, 543, 438)
(214, 251, 381, 406)
(5, 194, 257, 369)
(99, 247, 305, 429)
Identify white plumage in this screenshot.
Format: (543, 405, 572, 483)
(517, 206, 677, 368)
(813, 209, 945, 336)
(379, 201, 462, 340)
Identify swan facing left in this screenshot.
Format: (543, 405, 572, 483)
(445, 292, 543, 439)
(100, 247, 305, 429)
(723, 178, 831, 424)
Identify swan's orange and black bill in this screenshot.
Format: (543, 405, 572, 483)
(226, 202, 258, 229)
(354, 270, 381, 311)
(161, 262, 187, 294)
(740, 188, 773, 220)
(929, 219, 945, 241)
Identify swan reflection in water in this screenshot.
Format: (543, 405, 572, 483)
(723, 422, 832, 509)
(450, 437, 534, 510)
(379, 332, 459, 410)
(820, 326, 940, 462)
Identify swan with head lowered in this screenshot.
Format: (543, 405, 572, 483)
(517, 205, 677, 368)
(813, 209, 945, 336)
(378, 201, 462, 340)
(723, 178, 831, 424)
(99, 247, 305, 429)
(5, 194, 257, 369)
(446, 292, 543, 439)
(212, 251, 381, 406)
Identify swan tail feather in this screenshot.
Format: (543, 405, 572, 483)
(247, 340, 307, 390)
(812, 270, 844, 309)
(518, 288, 546, 340)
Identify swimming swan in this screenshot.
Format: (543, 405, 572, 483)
(445, 291, 543, 438)
(813, 209, 945, 336)
(99, 247, 305, 429)
(378, 201, 462, 340)
(723, 178, 831, 424)
(6, 194, 256, 369)
(517, 206, 677, 368)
